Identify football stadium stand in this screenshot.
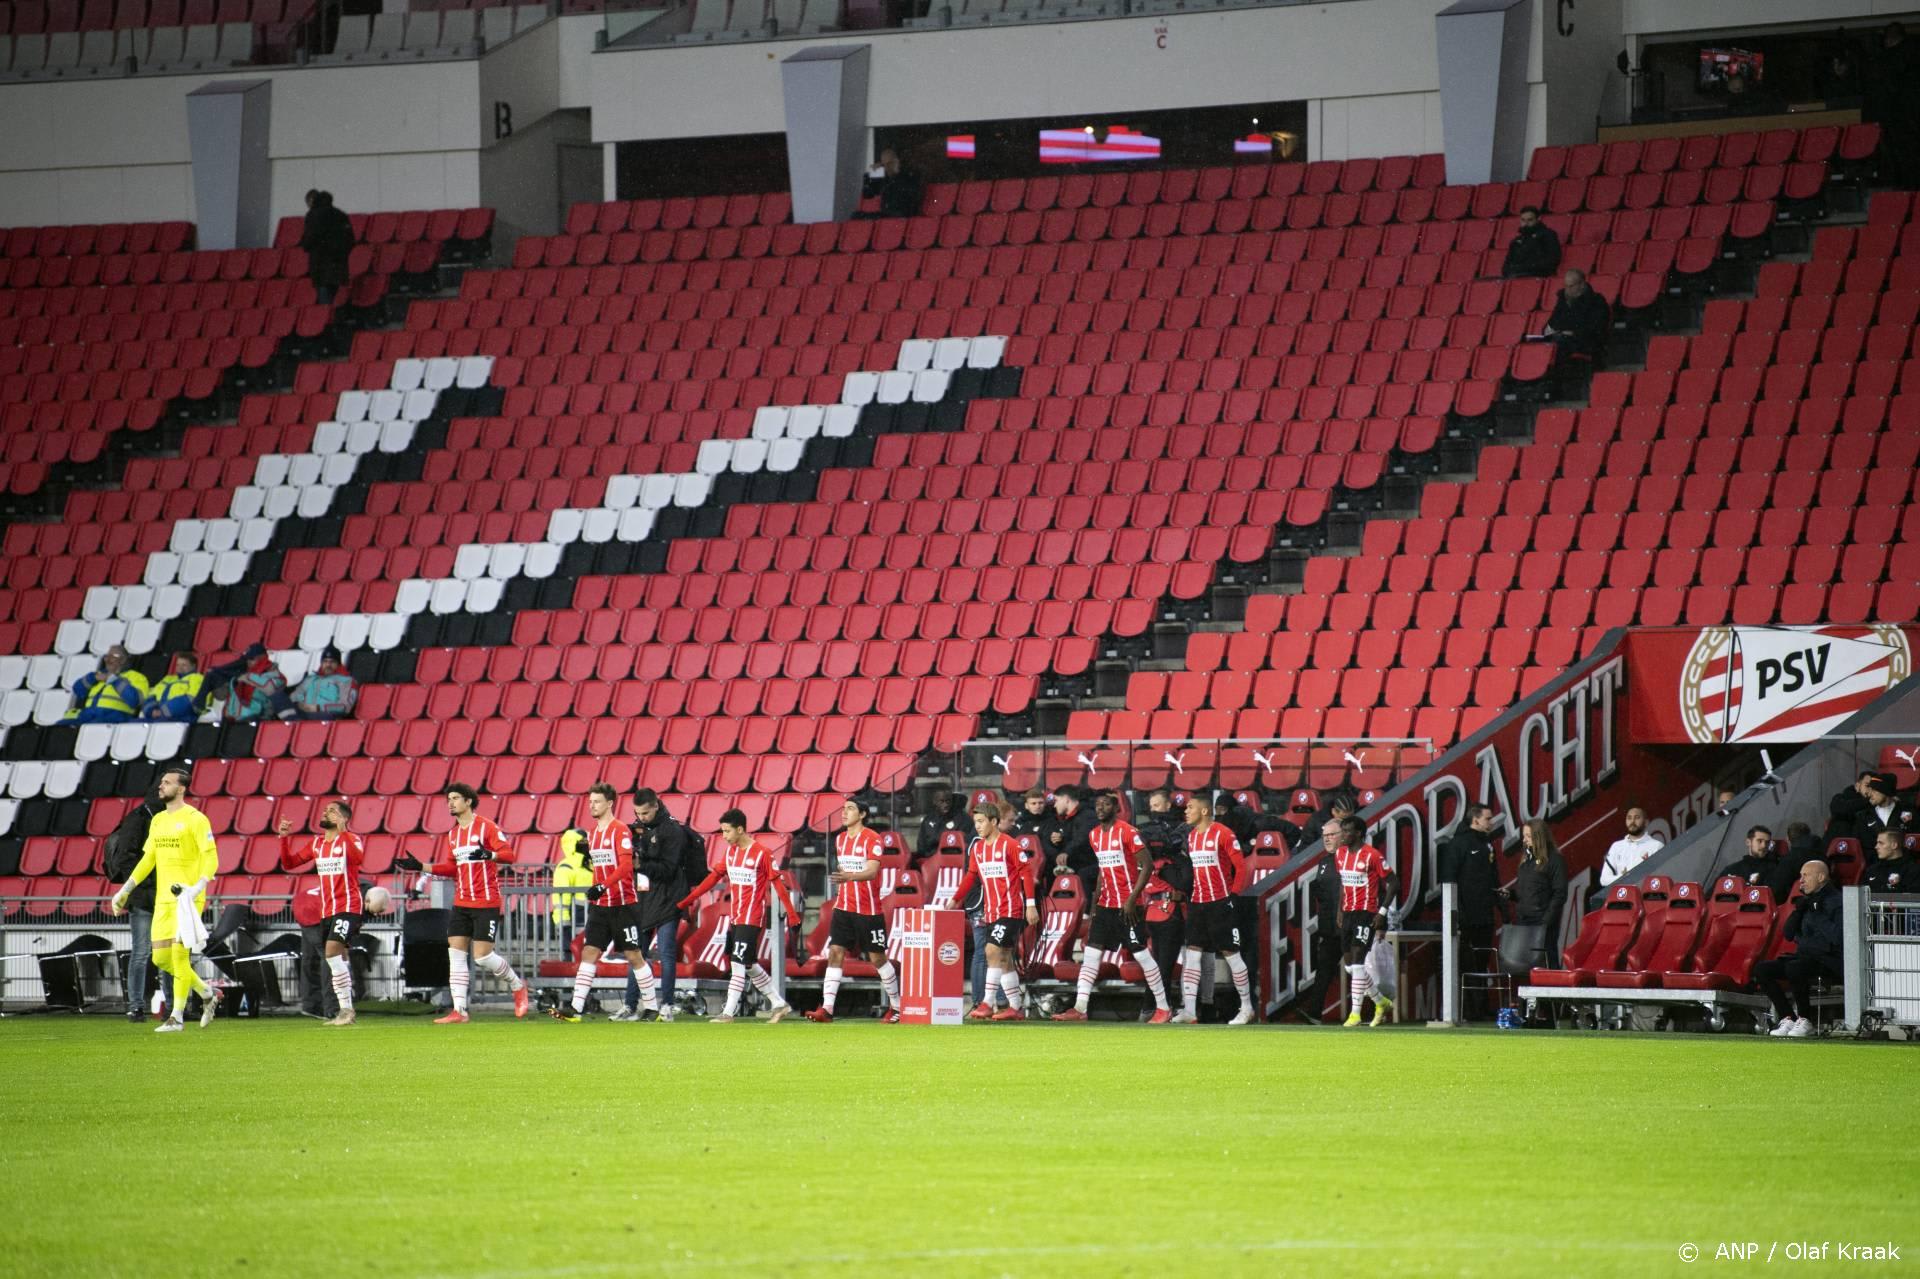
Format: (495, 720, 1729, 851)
(0, 32, 1913, 1023)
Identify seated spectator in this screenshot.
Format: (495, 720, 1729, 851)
(1721, 824, 1797, 904)
(1753, 859, 1843, 1037)
(1501, 206, 1561, 278)
(858, 149, 923, 219)
(1599, 806, 1661, 886)
(1542, 268, 1611, 364)
(1784, 820, 1821, 870)
(1826, 770, 1880, 840)
(290, 645, 359, 720)
(64, 644, 150, 723)
(202, 644, 292, 722)
(1863, 830, 1918, 894)
(139, 652, 205, 722)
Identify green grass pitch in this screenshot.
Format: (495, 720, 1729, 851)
(4, 1015, 1912, 1278)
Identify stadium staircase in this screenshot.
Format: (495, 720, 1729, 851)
(0, 120, 1905, 992)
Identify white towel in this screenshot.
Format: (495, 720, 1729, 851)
(1365, 935, 1398, 1003)
(175, 897, 209, 953)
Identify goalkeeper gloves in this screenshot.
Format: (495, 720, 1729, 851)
(466, 849, 494, 863)
(394, 852, 423, 872)
(586, 884, 607, 902)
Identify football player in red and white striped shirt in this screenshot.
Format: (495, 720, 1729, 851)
(277, 801, 366, 1027)
(1055, 791, 1172, 1023)
(552, 783, 661, 1022)
(425, 783, 530, 1023)
(1329, 814, 1399, 1027)
(1178, 794, 1254, 1025)
(951, 802, 1040, 1021)
(807, 799, 903, 1023)
(680, 808, 802, 1023)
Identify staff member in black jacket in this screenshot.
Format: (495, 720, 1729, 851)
(1754, 860, 1844, 1038)
(1437, 802, 1499, 1018)
(1498, 819, 1567, 975)
(618, 788, 697, 1022)
(1863, 830, 1919, 894)
(1047, 785, 1097, 893)
(1501, 206, 1562, 278)
(104, 794, 163, 1022)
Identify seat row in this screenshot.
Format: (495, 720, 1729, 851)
(0, 0, 299, 31)
(318, 4, 546, 60)
(0, 220, 192, 260)
(516, 176, 1782, 267)
(1527, 126, 1875, 183)
(0, 19, 253, 73)
(450, 209, 1750, 308)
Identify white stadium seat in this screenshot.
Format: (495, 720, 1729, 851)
(146, 723, 188, 761)
(673, 473, 712, 507)
(75, 724, 114, 762)
(968, 335, 1007, 367)
(912, 369, 951, 402)
(767, 438, 805, 472)
(616, 508, 655, 542)
(394, 579, 433, 615)
(32, 692, 70, 727)
(82, 587, 117, 622)
(786, 405, 825, 439)
(333, 615, 374, 652)
(639, 474, 676, 509)
(43, 762, 83, 800)
(603, 475, 641, 509)
(932, 337, 971, 370)
(752, 406, 789, 440)
(169, 520, 207, 554)
(54, 620, 93, 657)
(392, 358, 426, 391)
(523, 543, 561, 578)
(897, 338, 934, 371)
(453, 545, 490, 580)
(368, 614, 407, 651)
(429, 579, 468, 615)
(580, 509, 618, 543)
(841, 371, 878, 406)
(545, 509, 586, 544)
(9, 762, 48, 799)
(823, 404, 859, 437)
(152, 585, 189, 621)
(110, 722, 151, 761)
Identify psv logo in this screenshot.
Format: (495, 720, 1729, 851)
(938, 941, 961, 966)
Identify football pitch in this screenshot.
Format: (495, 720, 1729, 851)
(4, 1016, 1912, 1279)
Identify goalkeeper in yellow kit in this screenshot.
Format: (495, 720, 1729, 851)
(111, 767, 221, 1032)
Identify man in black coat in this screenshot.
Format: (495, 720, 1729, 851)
(1543, 268, 1611, 363)
(1135, 789, 1185, 861)
(1846, 773, 1915, 845)
(621, 787, 697, 1021)
(104, 795, 163, 1022)
(1436, 802, 1499, 1018)
(1047, 785, 1097, 893)
(916, 783, 974, 859)
(1752, 860, 1845, 1036)
(858, 149, 923, 219)
(300, 189, 356, 305)
(1501, 206, 1562, 278)
(1720, 823, 1799, 905)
